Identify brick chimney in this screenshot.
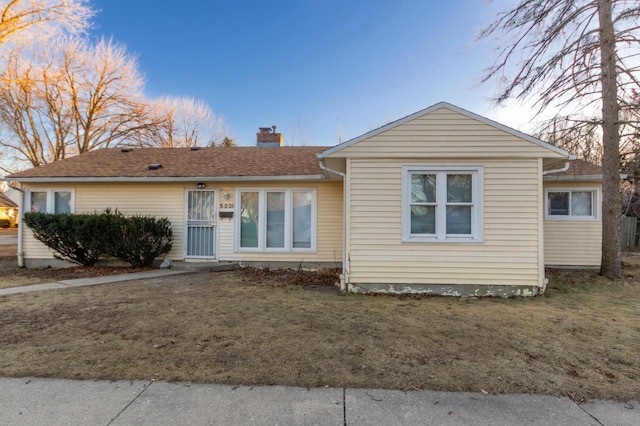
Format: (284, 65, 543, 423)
(257, 125, 283, 147)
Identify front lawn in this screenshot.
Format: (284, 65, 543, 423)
(1, 260, 639, 402)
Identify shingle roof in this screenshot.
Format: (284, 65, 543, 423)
(0, 192, 18, 208)
(544, 159, 602, 177)
(6, 147, 328, 180)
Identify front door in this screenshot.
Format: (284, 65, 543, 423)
(185, 189, 216, 258)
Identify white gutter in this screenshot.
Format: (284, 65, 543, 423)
(542, 154, 576, 176)
(542, 161, 570, 175)
(317, 156, 349, 293)
(5, 174, 327, 183)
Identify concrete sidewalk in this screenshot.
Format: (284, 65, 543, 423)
(0, 232, 18, 245)
(0, 269, 189, 296)
(1, 377, 637, 425)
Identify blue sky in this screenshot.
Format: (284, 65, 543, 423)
(91, 0, 517, 146)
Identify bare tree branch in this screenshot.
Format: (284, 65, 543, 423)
(0, 37, 150, 169)
(0, 0, 93, 47)
(134, 96, 231, 148)
(478, 0, 640, 278)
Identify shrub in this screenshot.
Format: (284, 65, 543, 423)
(23, 212, 113, 266)
(108, 215, 173, 267)
(23, 210, 173, 267)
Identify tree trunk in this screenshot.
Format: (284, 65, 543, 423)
(598, 0, 622, 278)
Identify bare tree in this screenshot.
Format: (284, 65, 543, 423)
(0, 0, 94, 171)
(62, 38, 149, 153)
(538, 109, 640, 167)
(0, 0, 93, 47)
(135, 96, 230, 148)
(0, 51, 71, 167)
(478, 0, 640, 278)
(336, 118, 343, 144)
(0, 37, 150, 169)
(288, 118, 310, 146)
(536, 118, 603, 165)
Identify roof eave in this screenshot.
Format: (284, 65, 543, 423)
(3, 174, 327, 183)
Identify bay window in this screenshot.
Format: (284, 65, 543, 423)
(238, 189, 315, 251)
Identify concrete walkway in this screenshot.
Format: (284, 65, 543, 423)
(0, 377, 638, 425)
(0, 269, 189, 296)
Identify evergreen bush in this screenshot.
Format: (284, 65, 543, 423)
(108, 214, 173, 267)
(23, 210, 173, 267)
(23, 212, 112, 266)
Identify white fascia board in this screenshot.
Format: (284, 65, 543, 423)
(6, 174, 327, 183)
(320, 101, 571, 158)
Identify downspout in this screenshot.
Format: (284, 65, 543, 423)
(317, 156, 349, 293)
(16, 185, 24, 267)
(539, 155, 574, 293)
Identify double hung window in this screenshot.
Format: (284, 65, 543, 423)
(403, 166, 482, 242)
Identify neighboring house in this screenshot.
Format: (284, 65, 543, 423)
(2, 187, 21, 206)
(3, 102, 603, 296)
(0, 191, 19, 228)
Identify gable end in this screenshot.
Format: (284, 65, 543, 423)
(321, 102, 570, 159)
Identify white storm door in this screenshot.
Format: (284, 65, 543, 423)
(185, 189, 216, 258)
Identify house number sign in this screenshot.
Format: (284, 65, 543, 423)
(219, 203, 234, 210)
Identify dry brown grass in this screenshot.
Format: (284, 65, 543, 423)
(1, 258, 639, 402)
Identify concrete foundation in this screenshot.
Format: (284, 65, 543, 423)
(22, 257, 339, 272)
(546, 265, 600, 270)
(23, 257, 75, 269)
(348, 282, 541, 297)
(238, 261, 341, 271)
(170, 262, 239, 272)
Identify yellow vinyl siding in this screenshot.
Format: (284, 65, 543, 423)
(22, 181, 342, 264)
(22, 183, 186, 260)
(330, 108, 566, 159)
(347, 158, 541, 286)
(543, 181, 602, 267)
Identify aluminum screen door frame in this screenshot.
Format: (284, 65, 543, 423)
(185, 189, 216, 258)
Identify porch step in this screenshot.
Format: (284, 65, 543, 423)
(169, 262, 240, 273)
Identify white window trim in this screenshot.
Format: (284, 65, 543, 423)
(25, 189, 75, 214)
(235, 188, 317, 253)
(402, 166, 483, 243)
(545, 187, 600, 221)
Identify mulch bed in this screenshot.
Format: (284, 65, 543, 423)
(241, 267, 341, 292)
